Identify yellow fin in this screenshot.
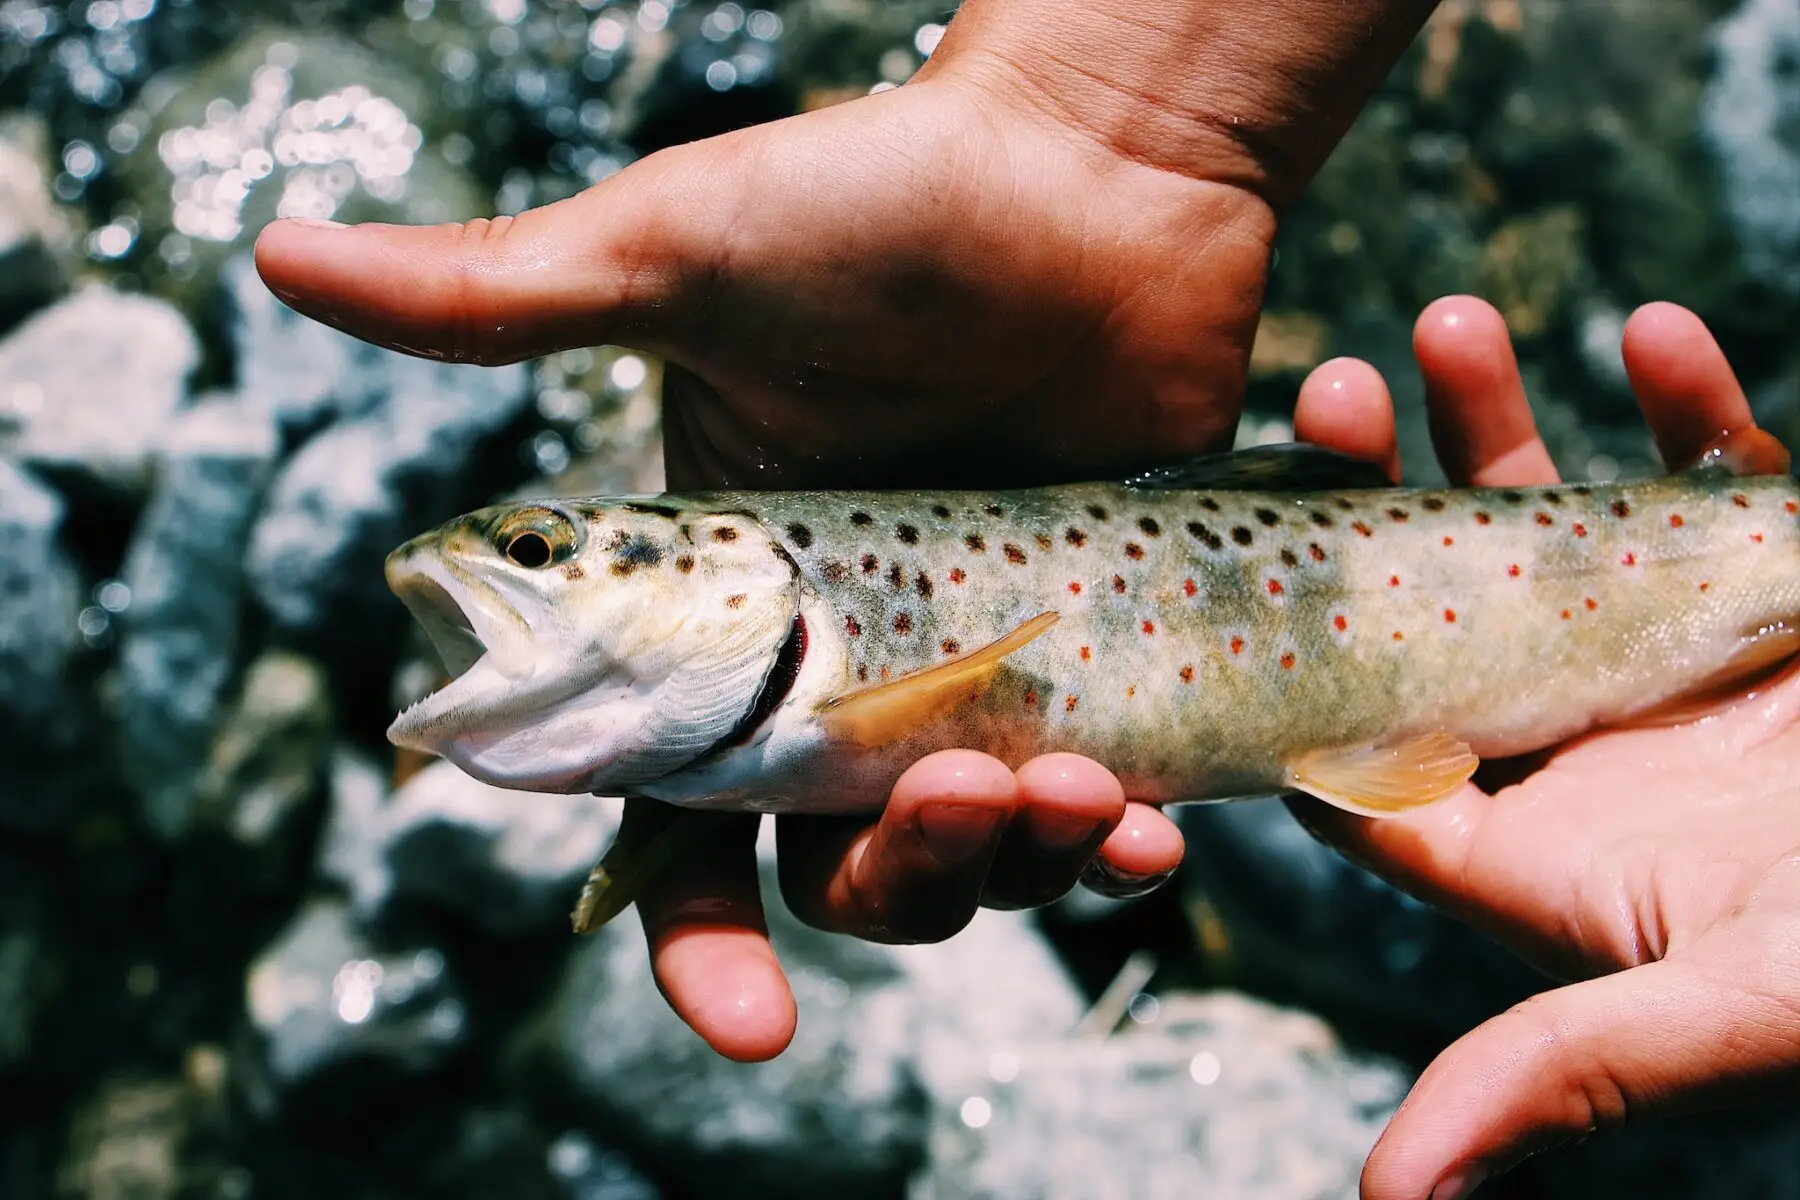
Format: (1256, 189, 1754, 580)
(1285, 731, 1479, 818)
(1614, 620, 1800, 729)
(570, 804, 738, 935)
(820, 611, 1060, 750)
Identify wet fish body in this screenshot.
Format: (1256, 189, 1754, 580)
(385, 446, 1800, 823)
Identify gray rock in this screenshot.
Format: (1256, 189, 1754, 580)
(241, 899, 465, 1120)
(117, 396, 281, 840)
(56, 1078, 191, 1200)
(1177, 798, 1545, 1040)
(317, 756, 622, 937)
(240, 283, 531, 639)
(0, 456, 88, 830)
(915, 991, 1410, 1200)
(0, 287, 199, 494)
(1702, 0, 1800, 298)
(0, 853, 51, 1077)
(0, 114, 78, 327)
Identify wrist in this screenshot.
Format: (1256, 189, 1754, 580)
(921, 0, 1439, 210)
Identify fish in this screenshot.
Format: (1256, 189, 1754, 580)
(383, 432, 1800, 932)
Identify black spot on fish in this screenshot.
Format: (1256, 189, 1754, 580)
(785, 522, 814, 549)
(675, 555, 695, 574)
(1386, 507, 1410, 522)
(850, 511, 873, 526)
(896, 523, 920, 545)
(1571, 485, 1594, 497)
(888, 561, 904, 589)
(915, 570, 933, 598)
(1003, 543, 1028, 565)
(1087, 504, 1109, 521)
(893, 612, 913, 635)
(621, 502, 682, 520)
(1066, 527, 1088, 547)
(1334, 497, 1355, 511)
(1254, 507, 1280, 527)
(931, 504, 952, 519)
(711, 526, 739, 543)
(1611, 499, 1632, 519)
(822, 561, 849, 584)
(861, 553, 879, 575)
(1499, 490, 1525, 505)
(1232, 526, 1254, 546)
(1280, 548, 1299, 568)
(965, 533, 986, 553)
(1309, 510, 1334, 528)
(1138, 516, 1162, 536)
(1199, 497, 1221, 512)
(1422, 497, 1446, 512)
(1542, 491, 1564, 507)
(1124, 542, 1143, 560)
(1187, 521, 1223, 551)
(985, 504, 1005, 518)
(562, 563, 585, 580)
(608, 532, 664, 576)
(1035, 533, 1054, 551)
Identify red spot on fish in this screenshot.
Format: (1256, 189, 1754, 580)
(845, 616, 862, 637)
(1065, 695, 1078, 713)
(1391, 630, 1404, 642)
(1535, 512, 1553, 526)
(880, 666, 891, 681)
(1230, 636, 1245, 655)
(1508, 563, 1521, 577)
(1585, 597, 1598, 611)
(1308, 543, 1327, 562)
(1443, 535, 1455, 546)
(1444, 608, 1457, 623)
(1141, 620, 1156, 636)
(1280, 652, 1296, 670)
(893, 612, 913, 635)
(1333, 614, 1348, 632)
(1788, 501, 1798, 515)
(1024, 690, 1038, 707)
(1752, 532, 1766, 544)
(1126, 685, 1136, 698)
(1612, 500, 1632, 518)
(1733, 493, 1750, 508)
(1388, 575, 1401, 588)
(1475, 511, 1492, 525)
(1352, 521, 1373, 537)
(1669, 514, 1685, 528)
(1573, 523, 1589, 538)
(1266, 579, 1284, 596)
(1080, 646, 1092, 661)
(948, 567, 966, 584)
(1699, 581, 1711, 592)
(1068, 580, 1082, 594)
(1124, 542, 1144, 560)
(1621, 552, 1637, 566)
(1184, 578, 1198, 597)
(1112, 575, 1127, 594)
(941, 639, 960, 655)
(1179, 665, 1194, 684)
(1561, 609, 1572, 620)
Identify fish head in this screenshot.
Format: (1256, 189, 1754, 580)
(384, 499, 800, 794)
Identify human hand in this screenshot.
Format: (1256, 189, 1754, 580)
(1286, 295, 1800, 1200)
(255, 0, 1444, 1060)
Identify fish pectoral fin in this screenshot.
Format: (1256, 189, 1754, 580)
(1284, 731, 1479, 818)
(1677, 426, 1791, 477)
(819, 611, 1060, 750)
(571, 804, 739, 935)
(1121, 443, 1395, 493)
(1612, 620, 1800, 729)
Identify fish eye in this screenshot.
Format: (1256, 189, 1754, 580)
(495, 508, 579, 569)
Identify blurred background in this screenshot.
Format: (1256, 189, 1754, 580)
(1, 0, 1797, 1196)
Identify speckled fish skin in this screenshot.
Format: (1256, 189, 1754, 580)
(386, 455, 1800, 819)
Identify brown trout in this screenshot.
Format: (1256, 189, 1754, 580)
(384, 438, 1800, 930)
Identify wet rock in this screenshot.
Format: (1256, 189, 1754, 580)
(0, 113, 78, 328)
(117, 395, 280, 840)
(241, 276, 532, 643)
(505, 346, 665, 499)
(1176, 798, 1546, 1042)
(544, 1129, 664, 1200)
(0, 456, 88, 831)
(916, 991, 1410, 1200)
(0, 286, 199, 495)
(56, 1078, 190, 1200)
(241, 899, 465, 1122)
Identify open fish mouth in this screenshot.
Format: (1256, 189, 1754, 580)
(385, 553, 537, 751)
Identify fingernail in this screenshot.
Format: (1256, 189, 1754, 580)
(1430, 1165, 1488, 1200)
(1029, 810, 1107, 852)
(284, 217, 348, 230)
(915, 803, 1007, 866)
(1079, 858, 1174, 899)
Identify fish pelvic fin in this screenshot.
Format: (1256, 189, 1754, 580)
(1285, 731, 1479, 819)
(819, 611, 1060, 750)
(571, 803, 739, 934)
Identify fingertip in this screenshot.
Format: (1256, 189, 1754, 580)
(1295, 356, 1400, 481)
(1013, 752, 1126, 823)
(653, 925, 797, 1062)
(1415, 294, 1505, 345)
(889, 749, 1020, 813)
(1097, 802, 1184, 878)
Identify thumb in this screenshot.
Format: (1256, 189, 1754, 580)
(251, 146, 721, 366)
(1363, 957, 1800, 1200)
